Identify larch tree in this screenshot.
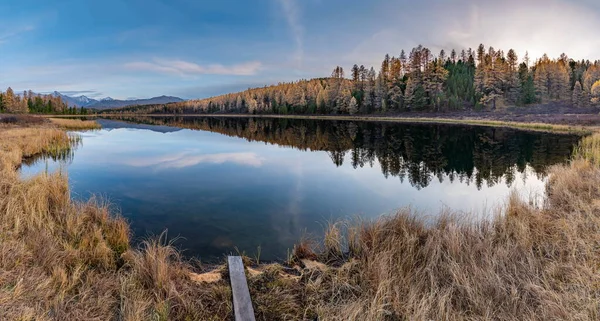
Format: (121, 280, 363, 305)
(4, 87, 20, 113)
(583, 65, 600, 95)
(592, 80, 600, 104)
(572, 81, 585, 107)
(424, 58, 449, 111)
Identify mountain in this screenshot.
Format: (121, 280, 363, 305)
(95, 119, 183, 133)
(51, 92, 184, 109)
(52, 91, 98, 107)
(87, 95, 184, 109)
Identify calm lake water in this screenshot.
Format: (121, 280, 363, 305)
(21, 117, 581, 260)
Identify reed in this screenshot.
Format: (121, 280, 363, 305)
(49, 117, 101, 130)
(1, 123, 598, 320)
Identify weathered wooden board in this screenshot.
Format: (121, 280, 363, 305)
(228, 256, 256, 321)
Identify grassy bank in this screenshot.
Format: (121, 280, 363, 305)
(48, 117, 101, 130)
(1, 122, 599, 320)
(96, 113, 594, 135)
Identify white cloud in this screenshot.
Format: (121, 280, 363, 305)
(341, 0, 600, 69)
(0, 25, 35, 45)
(276, 0, 304, 66)
(124, 59, 262, 76)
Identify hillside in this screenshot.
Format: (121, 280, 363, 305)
(104, 45, 600, 116)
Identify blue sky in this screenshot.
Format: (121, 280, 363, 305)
(1, 0, 600, 100)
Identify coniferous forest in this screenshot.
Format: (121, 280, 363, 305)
(0, 88, 90, 115)
(110, 44, 600, 115)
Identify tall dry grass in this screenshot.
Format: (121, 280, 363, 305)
(48, 118, 101, 130)
(0, 125, 233, 320)
(575, 133, 600, 167)
(292, 135, 600, 320)
(1, 123, 599, 320)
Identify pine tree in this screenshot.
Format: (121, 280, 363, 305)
(373, 74, 385, 112)
(572, 81, 585, 107)
(534, 55, 571, 102)
(505, 49, 521, 104)
(460, 49, 467, 63)
(381, 54, 390, 82)
(351, 64, 360, 82)
(362, 68, 376, 113)
(388, 84, 403, 110)
(518, 63, 536, 105)
(399, 50, 408, 75)
(424, 58, 448, 111)
(348, 96, 358, 115)
(476, 44, 486, 66)
(476, 51, 504, 109)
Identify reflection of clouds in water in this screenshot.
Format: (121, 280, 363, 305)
(121, 151, 264, 169)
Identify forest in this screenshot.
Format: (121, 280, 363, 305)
(0, 88, 90, 115)
(106, 116, 580, 189)
(109, 44, 600, 115)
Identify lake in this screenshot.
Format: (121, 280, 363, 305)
(21, 117, 581, 261)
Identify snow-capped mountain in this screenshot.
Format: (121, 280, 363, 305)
(51, 92, 184, 109)
(52, 91, 99, 108)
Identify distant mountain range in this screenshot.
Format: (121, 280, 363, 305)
(52, 91, 184, 109)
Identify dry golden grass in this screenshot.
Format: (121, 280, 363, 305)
(49, 117, 101, 130)
(289, 135, 600, 320)
(0, 126, 232, 320)
(575, 133, 600, 167)
(1, 123, 599, 320)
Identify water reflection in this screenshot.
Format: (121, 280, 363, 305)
(20, 117, 581, 261)
(20, 134, 80, 173)
(104, 116, 580, 189)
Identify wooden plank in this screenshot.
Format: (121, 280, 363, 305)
(228, 256, 256, 321)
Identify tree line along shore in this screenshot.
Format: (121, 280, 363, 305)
(106, 44, 600, 115)
(3, 44, 600, 118)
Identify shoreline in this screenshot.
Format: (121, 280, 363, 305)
(47, 112, 596, 135)
(3, 117, 600, 319)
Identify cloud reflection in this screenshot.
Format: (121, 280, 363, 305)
(122, 151, 264, 169)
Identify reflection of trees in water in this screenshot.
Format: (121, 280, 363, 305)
(20, 134, 80, 168)
(109, 116, 580, 190)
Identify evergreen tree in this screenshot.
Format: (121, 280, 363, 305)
(348, 96, 359, 115)
(381, 54, 390, 82)
(518, 63, 536, 104)
(505, 49, 521, 104)
(572, 81, 585, 107)
(424, 58, 448, 111)
(373, 74, 385, 112)
(362, 67, 376, 113)
(351, 64, 360, 82)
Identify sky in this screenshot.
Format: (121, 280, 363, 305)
(1, 0, 600, 100)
